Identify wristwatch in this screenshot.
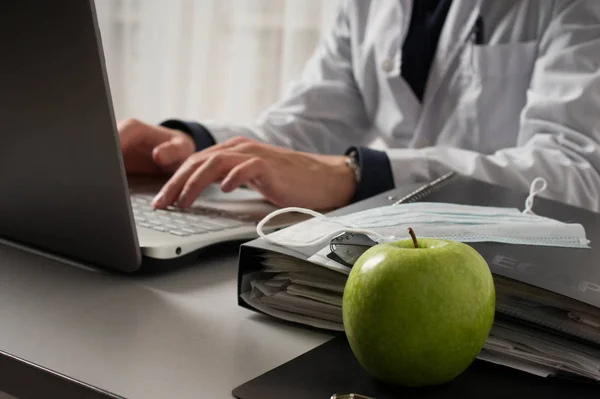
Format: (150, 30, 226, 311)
(345, 150, 361, 183)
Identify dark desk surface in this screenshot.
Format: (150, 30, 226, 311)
(234, 336, 600, 399)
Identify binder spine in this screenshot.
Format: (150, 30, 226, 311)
(393, 171, 457, 205)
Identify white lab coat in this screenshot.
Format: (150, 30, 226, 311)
(202, 0, 600, 212)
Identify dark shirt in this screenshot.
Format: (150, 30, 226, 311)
(163, 0, 454, 202)
(402, 0, 454, 101)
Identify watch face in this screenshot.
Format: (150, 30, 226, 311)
(328, 232, 377, 267)
(345, 153, 361, 183)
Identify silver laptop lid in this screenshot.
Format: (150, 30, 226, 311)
(0, 0, 141, 271)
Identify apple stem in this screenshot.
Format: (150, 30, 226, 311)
(408, 227, 418, 248)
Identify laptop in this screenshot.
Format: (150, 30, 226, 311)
(0, 0, 286, 272)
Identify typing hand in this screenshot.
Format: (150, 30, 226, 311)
(152, 137, 357, 211)
(118, 118, 196, 175)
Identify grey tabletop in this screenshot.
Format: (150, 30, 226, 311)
(0, 240, 333, 399)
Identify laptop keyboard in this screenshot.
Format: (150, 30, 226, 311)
(130, 193, 249, 237)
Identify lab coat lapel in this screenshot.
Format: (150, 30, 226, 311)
(372, 0, 410, 77)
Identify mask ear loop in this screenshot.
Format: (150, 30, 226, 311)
(256, 207, 387, 248)
(522, 177, 548, 215)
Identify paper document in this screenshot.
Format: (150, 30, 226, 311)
(242, 251, 600, 382)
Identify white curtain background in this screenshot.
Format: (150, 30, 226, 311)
(95, 0, 340, 125)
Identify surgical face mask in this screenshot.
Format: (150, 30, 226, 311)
(256, 177, 589, 250)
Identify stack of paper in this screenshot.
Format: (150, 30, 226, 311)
(241, 253, 600, 381)
(483, 321, 600, 380)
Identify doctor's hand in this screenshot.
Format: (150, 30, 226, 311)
(152, 137, 357, 211)
(118, 118, 196, 175)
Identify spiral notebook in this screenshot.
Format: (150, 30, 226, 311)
(235, 174, 600, 381)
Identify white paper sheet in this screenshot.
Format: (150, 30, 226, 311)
(242, 252, 600, 381)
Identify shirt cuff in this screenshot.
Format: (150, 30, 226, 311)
(160, 119, 216, 151)
(346, 146, 395, 202)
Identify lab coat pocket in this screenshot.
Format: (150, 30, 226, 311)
(471, 41, 538, 77)
(468, 41, 538, 153)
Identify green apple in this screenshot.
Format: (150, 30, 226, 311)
(342, 228, 495, 387)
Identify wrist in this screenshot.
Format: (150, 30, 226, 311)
(345, 150, 361, 183)
(176, 130, 196, 152)
(308, 153, 358, 209)
(333, 155, 358, 207)
(160, 119, 216, 151)
(344, 146, 395, 203)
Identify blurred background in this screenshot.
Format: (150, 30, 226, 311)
(95, 0, 340, 125)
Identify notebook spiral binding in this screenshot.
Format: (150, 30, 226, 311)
(392, 171, 457, 205)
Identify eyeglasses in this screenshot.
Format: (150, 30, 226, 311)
(328, 231, 376, 267)
(330, 394, 375, 399)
